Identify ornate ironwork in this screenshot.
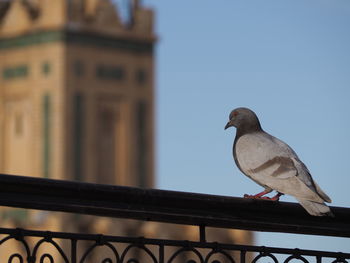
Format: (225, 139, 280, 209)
(0, 227, 349, 263)
(0, 174, 349, 262)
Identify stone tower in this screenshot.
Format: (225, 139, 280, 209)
(0, 0, 155, 189)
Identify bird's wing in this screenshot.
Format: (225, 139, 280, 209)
(235, 132, 327, 202)
(292, 159, 332, 203)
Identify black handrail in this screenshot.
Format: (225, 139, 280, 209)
(0, 174, 349, 238)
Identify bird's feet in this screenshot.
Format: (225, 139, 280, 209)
(244, 194, 261, 199)
(244, 192, 284, 201)
(243, 190, 271, 199)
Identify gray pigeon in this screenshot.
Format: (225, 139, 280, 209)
(225, 107, 333, 217)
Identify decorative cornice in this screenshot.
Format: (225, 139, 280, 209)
(0, 29, 154, 53)
(66, 30, 154, 53)
(0, 30, 64, 49)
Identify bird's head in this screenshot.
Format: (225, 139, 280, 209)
(224, 107, 262, 132)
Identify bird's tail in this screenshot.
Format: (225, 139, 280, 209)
(296, 198, 334, 217)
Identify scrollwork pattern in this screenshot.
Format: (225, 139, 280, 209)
(0, 228, 348, 263)
(204, 249, 235, 263)
(79, 241, 119, 263)
(8, 253, 24, 263)
(168, 247, 204, 263)
(252, 252, 279, 263)
(120, 244, 157, 263)
(39, 253, 54, 263)
(284, 254, 309, 263)
(0, 231, 30, 263)
(32, 237, 69, 263)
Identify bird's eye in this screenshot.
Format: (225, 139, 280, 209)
(230, 111, 239, 120)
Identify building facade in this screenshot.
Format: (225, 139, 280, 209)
(0, 0, 155, 189)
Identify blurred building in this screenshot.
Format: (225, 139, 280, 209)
(0, 0, 155, 187)
(0, 0, 252, 260)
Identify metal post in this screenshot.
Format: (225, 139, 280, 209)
(199, 225, 206, 243)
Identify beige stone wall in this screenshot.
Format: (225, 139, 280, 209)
(0, 0, 155, 184)
(0, 42, 66, 179)
(65, 43, 155, 187)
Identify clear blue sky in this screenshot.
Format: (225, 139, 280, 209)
(142, 0, 350, 253)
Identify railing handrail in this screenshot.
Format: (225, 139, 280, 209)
(0, 174, 349, 238)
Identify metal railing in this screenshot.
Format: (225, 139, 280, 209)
(0, 173, 349, 263)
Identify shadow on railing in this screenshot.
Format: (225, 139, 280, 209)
(0, 174, 349, 263)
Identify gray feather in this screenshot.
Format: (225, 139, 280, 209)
(296, 198, 334, 217)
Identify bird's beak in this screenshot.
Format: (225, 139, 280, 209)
(225, 121, 232, 130)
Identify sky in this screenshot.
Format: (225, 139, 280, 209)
(139, 0, 350, 255)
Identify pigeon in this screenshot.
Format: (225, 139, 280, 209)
(225, 107, 333, 217)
